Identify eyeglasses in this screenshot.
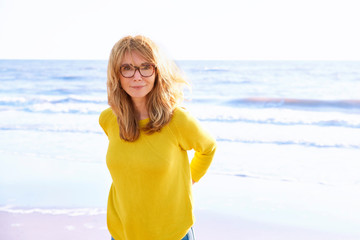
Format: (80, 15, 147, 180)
(120, 64, 156, 78)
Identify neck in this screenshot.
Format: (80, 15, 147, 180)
(132, 98, 148, 120)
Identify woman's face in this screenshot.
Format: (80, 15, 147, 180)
(119, 51, 156, 103)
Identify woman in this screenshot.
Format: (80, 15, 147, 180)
(99, 35, 216, 240)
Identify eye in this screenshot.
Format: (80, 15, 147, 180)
(121, 64, 133, 71)
(141, 64, 153, 70)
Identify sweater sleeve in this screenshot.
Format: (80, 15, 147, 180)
(99, 108, 113, 137)
(173, 108, 217, 182)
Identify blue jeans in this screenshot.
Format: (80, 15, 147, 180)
(111, 227, 195, 240)
(181, 227, 195, 240)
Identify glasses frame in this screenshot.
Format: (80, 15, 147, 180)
(120, 64, 156, 78)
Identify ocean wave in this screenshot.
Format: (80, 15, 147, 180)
(225, 97, 360, 110)
(0, 205, 105, 216)
(52, 75, 86, 81)
(203, 67, 229, 72)
(1, 124, 358, 150)
(216, 138, 360, 149)
(199, 117, 360, 129)
(0, 106, 104, 114)
(21, 108, 102, 114)
(211, 171, 301, 183)
(0, 125, 102, 134)
(0, 96, 107, 107)
(209, 171, 345, 186)
(186, 67, 230, 73)
(0, 95, 107, 114)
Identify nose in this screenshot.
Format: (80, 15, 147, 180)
(133, 69, 142, 80)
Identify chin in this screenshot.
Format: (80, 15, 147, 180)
(129, 91, 150, 99)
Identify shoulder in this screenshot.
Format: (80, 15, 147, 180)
(99, 107, 116, 127)
(170, 106, 217, 151)
(171, 106, 200, 131)
(172, 106, 193, 122)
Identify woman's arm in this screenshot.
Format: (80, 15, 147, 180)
(173, 108, 217, 183)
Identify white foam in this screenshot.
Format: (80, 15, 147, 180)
(11, 223, 23, 227)
(0, 205, 106, 216)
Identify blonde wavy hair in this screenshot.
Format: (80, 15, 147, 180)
(107, 35, 188, 142)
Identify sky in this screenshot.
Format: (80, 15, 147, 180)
(0, 0, 359, 60)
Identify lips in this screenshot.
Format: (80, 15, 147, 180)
(131, 86, 145, 89)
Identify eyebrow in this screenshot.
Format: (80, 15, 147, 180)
(121, 62, 152, 66)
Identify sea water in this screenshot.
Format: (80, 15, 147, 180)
(0, 60, 360, 233)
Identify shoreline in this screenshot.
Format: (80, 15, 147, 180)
(1, 209, 358, 240)
(1, 173, 360, 239)
(2, 172, 360, 239)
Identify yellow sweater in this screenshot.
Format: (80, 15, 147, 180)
(99, 107, 216, 240)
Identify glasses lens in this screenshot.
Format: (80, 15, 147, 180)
(120, 64, 155, 78)
(120, 65, 135, 78)
(139, 64, 154, 77)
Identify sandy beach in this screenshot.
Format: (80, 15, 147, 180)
(1, 174, 359, 240)
(1, 209, 358, 240)
(0, 210, 109, 239)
